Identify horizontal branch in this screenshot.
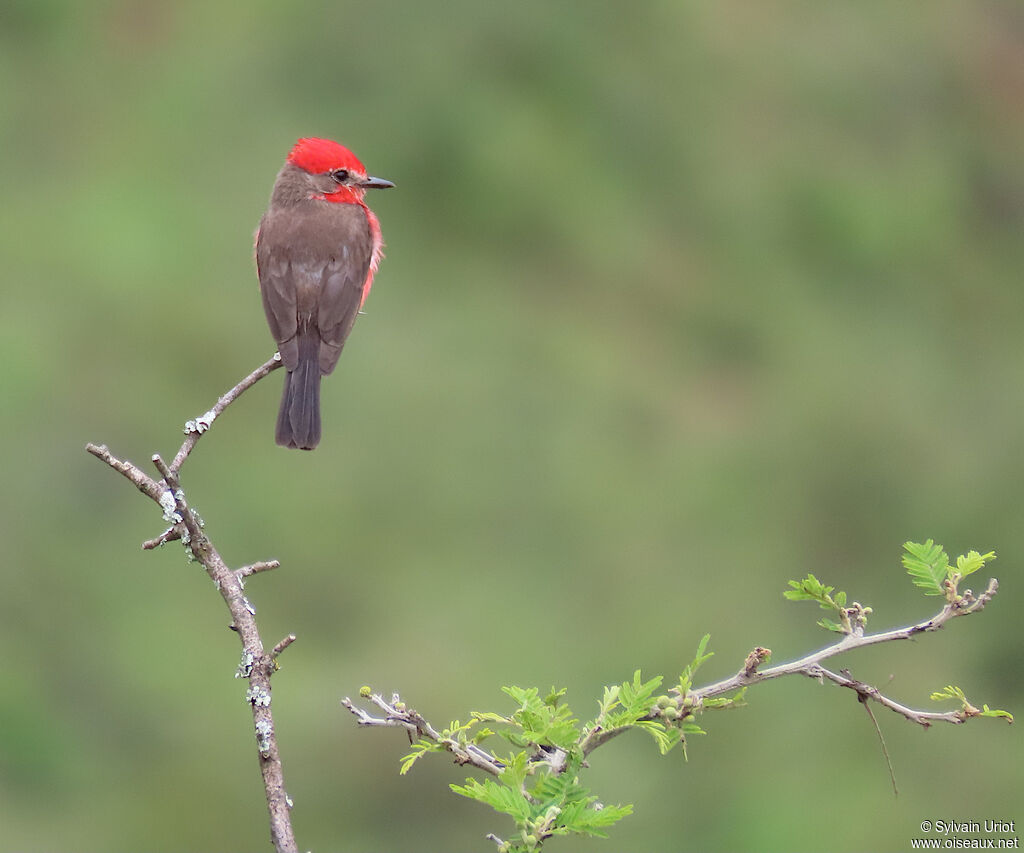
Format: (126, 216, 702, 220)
(348, 578, 1004, 777)
(690, 578, 999, 709)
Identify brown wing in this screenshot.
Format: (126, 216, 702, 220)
(256, 203, 373, 375)
(317, 228, 374, 374)
(257, 212, 300, 369)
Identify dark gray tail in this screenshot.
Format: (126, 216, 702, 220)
(276, 335, 321, 450)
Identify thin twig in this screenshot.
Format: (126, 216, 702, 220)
(85, 443, 164, 502)
(271, 634, 297, 659)
(238, 560, 282, 580)
(342, 693, 507, 776)
(812, 666, 974, 727)
(142, 526, 182, 550)
(169, 353, 282, 473)
(690, 579, 999, 705)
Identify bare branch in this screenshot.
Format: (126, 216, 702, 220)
(86, 359, 299, 853)
(85, 443, 164, 502)
(169, 353, 282, 473)
(815, 666, 973, 727)
(690, 579, 1001, 714)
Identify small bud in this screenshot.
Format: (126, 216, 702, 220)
(359, 685, 372, 698)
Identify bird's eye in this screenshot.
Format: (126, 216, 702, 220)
(330, 169, 350, 183)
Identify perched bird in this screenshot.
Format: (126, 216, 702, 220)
(256, 137, 393, 449)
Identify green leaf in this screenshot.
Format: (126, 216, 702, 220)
(634, 720, 682, 755)
(400, 738, 440, 774)
(956, 550, 995, 579)
(598, 684, 621, 715)
(784, 573, 832, 602)
(473, 710, 511, 724)
(544, 687, 568, 706)
(930, 684, 967, 703)
(495, 685, 580, 750)
(704, 687, 747, 710)
(498, 750, 530, 791)
(785, 574, 853, 632)
(616, 670, 662, 716)
(930, 686, 1014, 724)
(531, 770, 586, 805)
(567, 801, 634, 838)
(784, 574, 848, 613)
(450, 778, 532, 821)
(980, 705, 1014, 723)
(903, 540, 949, 595)
(677, 634, 713, 696)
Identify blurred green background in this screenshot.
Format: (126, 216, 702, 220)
(1, 1, 1021, 850)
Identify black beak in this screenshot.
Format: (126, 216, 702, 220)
(361, 175, 395, 189)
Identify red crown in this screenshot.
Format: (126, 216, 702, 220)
(287, 137, 365, 175)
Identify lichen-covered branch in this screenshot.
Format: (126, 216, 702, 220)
(169, 353, 282, 473)
(86, 355, 298, 853)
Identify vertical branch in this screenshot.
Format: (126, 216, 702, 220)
(86, 356, 298, 853)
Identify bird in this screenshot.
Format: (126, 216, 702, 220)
(256, 137, 393, 449)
